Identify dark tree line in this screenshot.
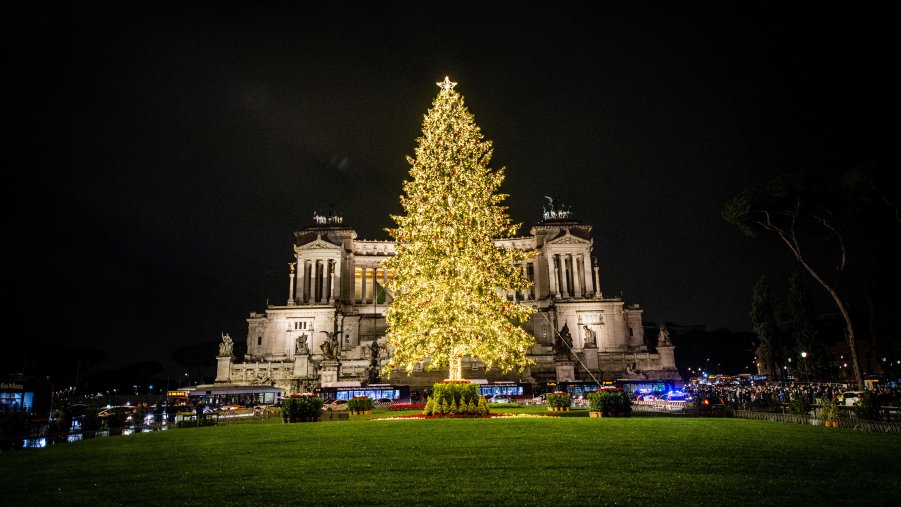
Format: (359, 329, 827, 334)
(724, 163, 900, 389)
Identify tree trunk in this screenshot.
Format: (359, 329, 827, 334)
(448, 355, 463, 381)
(798, 258, 864, 390)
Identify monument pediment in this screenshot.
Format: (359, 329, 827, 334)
(298, 234, 340, 251)
(546, 231, 591, 246)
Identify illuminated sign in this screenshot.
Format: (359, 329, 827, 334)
(0, 383, 25, 390)
(167, 391, 188, 397)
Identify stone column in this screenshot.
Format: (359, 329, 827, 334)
(309, 259, 316, 303)
(582, 254, 593, 298)
(333, 256, 342, 302)
(361, 267, 368, 304)
(305, 260, 312, 303)
(573, 254, 583, 299)
(593, 262, 602, 299)
(298, 261, 304, 304)
(310, 259, 318, 303)
(328, 259, 336, 303)
(312, 259, 318, 303)
(320, 259, 328, 303)
(347, 253, 355, 303)
(288, 263, 296, 305)
(548, 254, 560, 298)
(521, 264, 529, 300)
(370, 266, 378, 303)
(294, 256, 307, 304)
(529, 261, 536, 299)
(561, 254, 570, 298)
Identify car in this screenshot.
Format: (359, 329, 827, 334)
(374, 398, 394, 406)
(491, 396, 513, 404)
(323, 400, 348, 411)
(665, 391, 691, 402)
(841, 391, 865, 407)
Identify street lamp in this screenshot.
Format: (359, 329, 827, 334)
(801, 352, 807, 382)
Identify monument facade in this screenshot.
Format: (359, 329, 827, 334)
(215, 204, 680, 393)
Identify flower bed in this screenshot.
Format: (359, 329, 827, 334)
(388, 403, 427, 411)
(375, 412, 518, 420)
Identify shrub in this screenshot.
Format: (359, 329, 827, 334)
(619, 391, 633, 414)
(81, 408, 100, 438)
(0, 409, 31, 451)
(282, 394, 324, 421)
(588, 390, 632, 415)
(854, 391, 881, 421)
(546, 392, 571, 409)
(587, 391, 602, 413)
(423, 381, 488, 417)
(787, 395, 810, 415)
(477, 396, 489, 416)
(104, 408, 130, 434)
(48, 408, 73, 443)
(346, 396, 374, 413)
(821, 399, 839, 422)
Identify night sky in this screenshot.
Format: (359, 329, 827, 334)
(13, 3, 897, 377)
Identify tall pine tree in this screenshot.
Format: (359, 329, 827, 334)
(384, 77, 535, 380)
(750, 275, 784, 379)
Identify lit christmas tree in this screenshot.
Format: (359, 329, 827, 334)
(384, 77, 535, 381)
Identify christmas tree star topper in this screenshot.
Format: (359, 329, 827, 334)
(437, 76, 457, 91)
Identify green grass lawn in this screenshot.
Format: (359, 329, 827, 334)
(2, 411, 899, 506)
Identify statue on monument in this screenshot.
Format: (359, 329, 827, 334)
(543, 195, 573, 220)
(582, 325, 597, 348)
(295, 334, 309, 355)
(657, 323, 672, 347)
(554, 323, 574, 359)
(218, 332, 234, 357)
(320, 330, 341, 361)
(360, 339, 380, 384)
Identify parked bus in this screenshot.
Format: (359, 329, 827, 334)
(315, 383, 411, 403)
(549, 379, 684, 399)
(475, 381, 533, 400)
(184, 384, 283, 407)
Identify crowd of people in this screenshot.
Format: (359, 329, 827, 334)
(683, 381, 901, 408)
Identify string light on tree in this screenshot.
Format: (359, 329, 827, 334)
(384, 77, 535, 381)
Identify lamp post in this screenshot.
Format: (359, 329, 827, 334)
(801, 352, 807, 382)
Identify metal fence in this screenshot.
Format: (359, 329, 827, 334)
(732, 408, 901, 434)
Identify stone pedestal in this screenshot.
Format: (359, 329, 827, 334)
(582, 347, 598, 371)
(215, 355, 233, 382)
(555, 360, 575, 382)
(293, 354, 310, 377)
(657, 346, 676, 369)
(319, 360, 340, 385)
